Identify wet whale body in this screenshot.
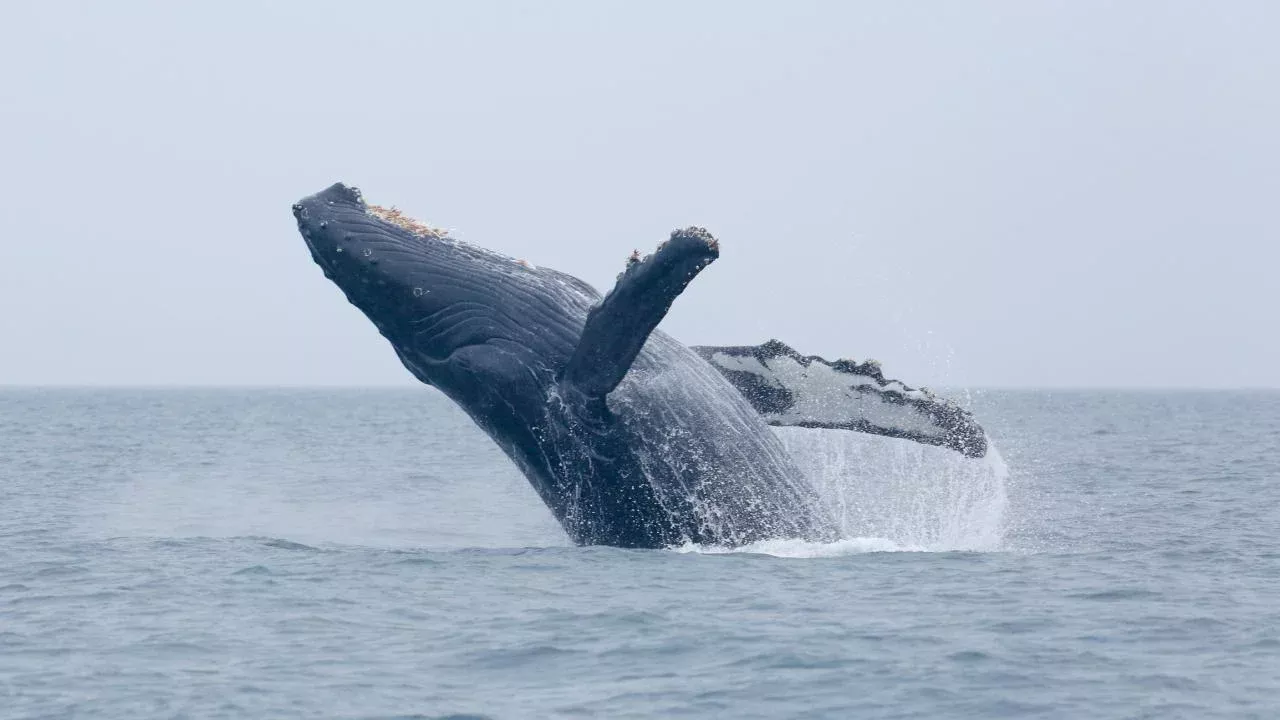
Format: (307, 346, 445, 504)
(292, 183, 987, 548)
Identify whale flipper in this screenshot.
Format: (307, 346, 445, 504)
(562, 228, 719, 397)
(692, 340, 989, 458)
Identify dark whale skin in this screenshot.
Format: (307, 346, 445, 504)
(292, 183, 835, 548)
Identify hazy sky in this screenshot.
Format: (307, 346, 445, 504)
(2, 2, 1276, 387)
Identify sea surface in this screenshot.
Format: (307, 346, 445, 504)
(2, 388, 1278, 719)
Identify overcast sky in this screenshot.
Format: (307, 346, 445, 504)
(2, 1, 1275, 388)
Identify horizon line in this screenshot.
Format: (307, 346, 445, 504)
(2, 383, 1277, 392)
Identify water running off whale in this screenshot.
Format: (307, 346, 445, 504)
(291, 182, 994, 549)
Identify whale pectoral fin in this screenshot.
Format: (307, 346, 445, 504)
(562, 228, 719, 397)
(691, 340, 989, 458)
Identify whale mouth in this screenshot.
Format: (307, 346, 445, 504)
(292, 183, 451, 260)
(293, 183, 442, 230)
(292, 183, 454, 277)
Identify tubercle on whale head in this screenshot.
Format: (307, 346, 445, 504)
(365, 203, 450, 240)
(292, 183, 447, 238)
(291, 182, 458, 343)
(292, 182, 571, 390)
(291, 182, 364, 218)
(292, 183, 449, 268)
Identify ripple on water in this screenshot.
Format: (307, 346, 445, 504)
(4, 389, 1280, 718)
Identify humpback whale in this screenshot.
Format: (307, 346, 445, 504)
(292, 183, 987, 548)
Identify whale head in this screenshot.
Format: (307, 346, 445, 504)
(292, 183, 580, 394)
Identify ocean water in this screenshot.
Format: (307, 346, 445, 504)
(2, 388, 1278, 719)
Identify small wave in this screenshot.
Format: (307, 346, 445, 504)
(1069, 588, 1163, 601)
(358, 715, 494, 720)
(260, 537, 323, 552)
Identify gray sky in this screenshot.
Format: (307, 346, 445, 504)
(2, 1, 1276, 388)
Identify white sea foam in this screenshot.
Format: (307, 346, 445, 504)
(677, 428, 1009, 557)
(673, 536, 912, 557)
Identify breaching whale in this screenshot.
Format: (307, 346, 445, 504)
(292, 183, 987, 548)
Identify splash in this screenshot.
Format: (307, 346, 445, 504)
(774, 427, 1008, 552)
(677, 427, 1010, 557)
